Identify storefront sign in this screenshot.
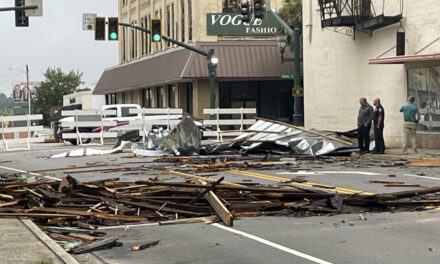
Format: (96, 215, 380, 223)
(207, 13, 280, 36)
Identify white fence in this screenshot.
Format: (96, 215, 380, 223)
(128, 108, 183, 142)
(61, 109, 117, 146)
(0, 114, 44, 151)
(203, 108, 257, 142)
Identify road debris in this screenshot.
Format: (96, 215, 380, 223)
(131, 240, 161, 251)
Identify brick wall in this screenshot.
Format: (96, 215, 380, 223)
(416, 132, 440, 149)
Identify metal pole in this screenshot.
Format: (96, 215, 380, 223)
(293, 28, 303, 126)
(26, 64, 30, 115)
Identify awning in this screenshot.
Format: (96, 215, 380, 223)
(93, 40, 293, 95)
(369, 53, 440, 65)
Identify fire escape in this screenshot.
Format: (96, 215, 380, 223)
(318, 0, 403, 32)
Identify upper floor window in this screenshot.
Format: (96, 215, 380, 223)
(223, 0, 240, 13)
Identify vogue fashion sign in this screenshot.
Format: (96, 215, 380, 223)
(207, 13, 280, 36)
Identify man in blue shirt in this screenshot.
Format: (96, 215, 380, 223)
(399, 96, 420, 154)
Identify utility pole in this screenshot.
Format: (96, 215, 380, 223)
(26, 64, 30, 115)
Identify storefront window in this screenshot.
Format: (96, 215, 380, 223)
(168, 85, 176, 108)
(157, 87, 165, 108)
(408, 66, 440, 132)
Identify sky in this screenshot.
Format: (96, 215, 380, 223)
(0, 0, 118, 97)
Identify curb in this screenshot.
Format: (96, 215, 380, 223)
(20, 218, 80, 264)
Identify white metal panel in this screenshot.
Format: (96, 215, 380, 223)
(130, 108, 183, 115)
(2, 138, 44, 144)
(203, 119, 256, 126)
(62, 132, 117, 139)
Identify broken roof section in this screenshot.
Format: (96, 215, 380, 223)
(93, 40, 293, 95)
(203, 118, 357, 156)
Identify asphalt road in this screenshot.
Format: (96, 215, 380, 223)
(0, 143, 439, 264)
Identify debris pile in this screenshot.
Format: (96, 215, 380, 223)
(1, 172, 440, 253)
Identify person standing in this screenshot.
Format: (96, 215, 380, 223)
(400, 96, 420, 154)
(357, 97, 374, 153)
(373, 98, 385, 154)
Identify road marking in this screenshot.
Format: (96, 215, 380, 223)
(229, 170, 374, 195)
(212, 223, 334, 264)
(404, 174, 440, 181)
(278, 171, 382, 176)
(0, 165, 60, 181)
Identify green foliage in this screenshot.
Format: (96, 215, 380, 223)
(32, 68, 83, 125)
(0, 93, 13, 116)
(278, 0, 303, 49)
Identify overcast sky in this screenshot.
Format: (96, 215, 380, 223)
(0, 0, 118, 97)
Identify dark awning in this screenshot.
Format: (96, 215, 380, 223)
(369, 53, 440, 65)
(93, 40, 293, 95)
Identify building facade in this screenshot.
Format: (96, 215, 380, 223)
(303, 0, 440, 148)
(94, 0, 296, 121)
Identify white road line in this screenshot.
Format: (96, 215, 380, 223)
(277, 171, 382, 176)
(211, 223, 334, 264)
(0, 165, 60, 181)
(404, 174, 440, 181)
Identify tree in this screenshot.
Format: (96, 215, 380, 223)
(278, 0, 302, 49)
(0, 93, 13, 116)
(32, 68, 83, 124)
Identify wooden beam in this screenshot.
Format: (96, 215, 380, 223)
(198, 180, 233, 227)
(162, 170, 247, 188)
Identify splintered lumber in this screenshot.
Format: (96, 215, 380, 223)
(384, 184, 421, 187)
(188, 177, 224, 205)
(0, 213, 80, 218)
(116, 199, 207, 216)
(197, 180, 233, 227)
(407, 158, 440, 167)
(31, 207, 149, 222)
(28, 164, 109, 173)
(71, 237, 122, 254)
(159, 215, 218, 225)
(48, 232, 79, 242)
(63, 166, 135, 174)
(369, 181, 405, 184)
(256, 117, 354, 146)
(376, 187, 440, 199)
(131, 240, 160, 251)
(67, 232, 101, 242)
(163, 170, 246, 188)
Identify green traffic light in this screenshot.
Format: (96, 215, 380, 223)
(153, 34, 161, 41)
(110, 32, 118, 40)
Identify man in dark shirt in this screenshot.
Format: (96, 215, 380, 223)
(373, 98, 385, 154)
(357, 97, 374, 153)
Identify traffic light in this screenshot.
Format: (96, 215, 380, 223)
(151, 19, 162, 42)
(108, 17, 119, 41)
(15, 0, 29, 27)
(240, 1, 250, 23)
(254, 0, 264, 19)
(95, 17, 106, 40)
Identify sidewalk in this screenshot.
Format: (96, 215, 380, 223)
(0, 218, 76, 264)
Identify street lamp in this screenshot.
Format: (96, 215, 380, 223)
(207, 49, 219, 114)
(277, 35, 287, 58)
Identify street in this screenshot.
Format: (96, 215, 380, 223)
(0, 143, 439, 264)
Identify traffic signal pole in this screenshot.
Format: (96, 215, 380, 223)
(0, 5, 37, 12)
(118, 22, 218, 111)
(264, 5, 304, 126)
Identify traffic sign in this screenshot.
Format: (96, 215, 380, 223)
(280, 74, 294, 79)
(82, 13, 97, 31)
(25, 0, 42, 16)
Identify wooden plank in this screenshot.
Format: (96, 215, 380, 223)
(384, 184, 421, 187)
(62, 110, 116, 116)
(203, 108, 256, 114)
(407, 158, 440, 167)
(163, 170, 247, 188)
(1, 114, 42, 122)
(188, 177, 224, 205)
(60, 121, 117, 127)
(255, 117, 354, 146)
(28, 164, 109, 173)
(31, 207, 149, 222)
(198, 180, 233, 227)
(71, 237, 122, 254)
(158, 215, 218, 225)
(1, 126, 43, 133)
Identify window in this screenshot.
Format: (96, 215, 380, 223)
(181, 0, 185, 42)
(141, 18, 145, 55)
(122, 27, 126, 61)
(186, 83, 193, 114)
(168, 85, 176, 108)
(131, 23, 137, 58)
(156, 87, 164, 108)
(160, 9, 163, 50)
(171, 4, 175, 40)
(166, 5, 171, 47)
(121, 107, 138, 117)
(104, 107, 117, 118)
(147, 15, 151, 53)
(188, 0, 192, 41)
(106, 94, 118, 104)
(142, 88, 152, 108)
(408, 66, 440, 132)
(222, 0, 240, 13)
